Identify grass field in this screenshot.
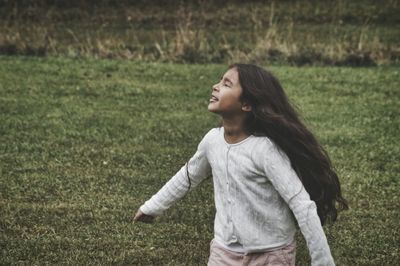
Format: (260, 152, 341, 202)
(0, 56, 399, 265)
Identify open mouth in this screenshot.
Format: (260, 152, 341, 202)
(210, 95, 218, 102)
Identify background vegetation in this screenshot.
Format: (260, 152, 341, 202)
(0, 0, 399, 65)
(1, 0, 399, 265)
(0, 56, 399, 265)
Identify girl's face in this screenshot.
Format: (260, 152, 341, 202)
(208, 68, 250, 117)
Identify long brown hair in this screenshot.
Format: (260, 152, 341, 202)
(232, 63, 348, 225)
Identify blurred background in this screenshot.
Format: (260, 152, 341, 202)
(1, 1, 399, 265)
(1, 0, 399, 66)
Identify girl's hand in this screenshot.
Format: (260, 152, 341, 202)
(133, 209, 155, 223)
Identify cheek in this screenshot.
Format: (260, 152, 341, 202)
(223, 92, 242, 105)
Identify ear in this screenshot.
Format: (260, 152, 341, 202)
(241, 101, 252, 112)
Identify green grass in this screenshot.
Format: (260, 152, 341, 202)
(0, 56, 399, 265)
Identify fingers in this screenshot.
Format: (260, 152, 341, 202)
(132, 209, 155, 223)
(132, 210, 141, 221)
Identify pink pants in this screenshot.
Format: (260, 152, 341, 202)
(207, 239, 296, 266)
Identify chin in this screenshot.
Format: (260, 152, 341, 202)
(208, 105, 217, 113)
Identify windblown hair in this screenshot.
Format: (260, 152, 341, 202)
(231, 63, 348, 225)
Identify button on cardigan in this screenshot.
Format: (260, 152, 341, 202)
(140, 127, 335, 266)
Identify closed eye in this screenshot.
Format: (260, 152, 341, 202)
(220, 77, 233, 88)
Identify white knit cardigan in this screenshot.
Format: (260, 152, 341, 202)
(140, 127, 335, 266)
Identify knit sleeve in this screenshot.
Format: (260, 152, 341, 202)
(260, 139, 335, 266)
(139, 129, 213, 216)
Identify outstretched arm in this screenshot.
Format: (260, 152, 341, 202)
(261, 140, 335, 266)
(134, 130, 212, 220)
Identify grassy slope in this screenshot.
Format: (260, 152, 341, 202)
(0, 56, 399, 265)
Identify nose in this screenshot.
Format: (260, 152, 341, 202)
(212, 83, 220, 91)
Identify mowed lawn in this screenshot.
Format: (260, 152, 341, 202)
(0, 56, 399, 265)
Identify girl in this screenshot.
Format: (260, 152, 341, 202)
(133, 64, 348, 265)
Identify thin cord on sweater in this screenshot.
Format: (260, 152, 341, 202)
(185, 161, 192, 192)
